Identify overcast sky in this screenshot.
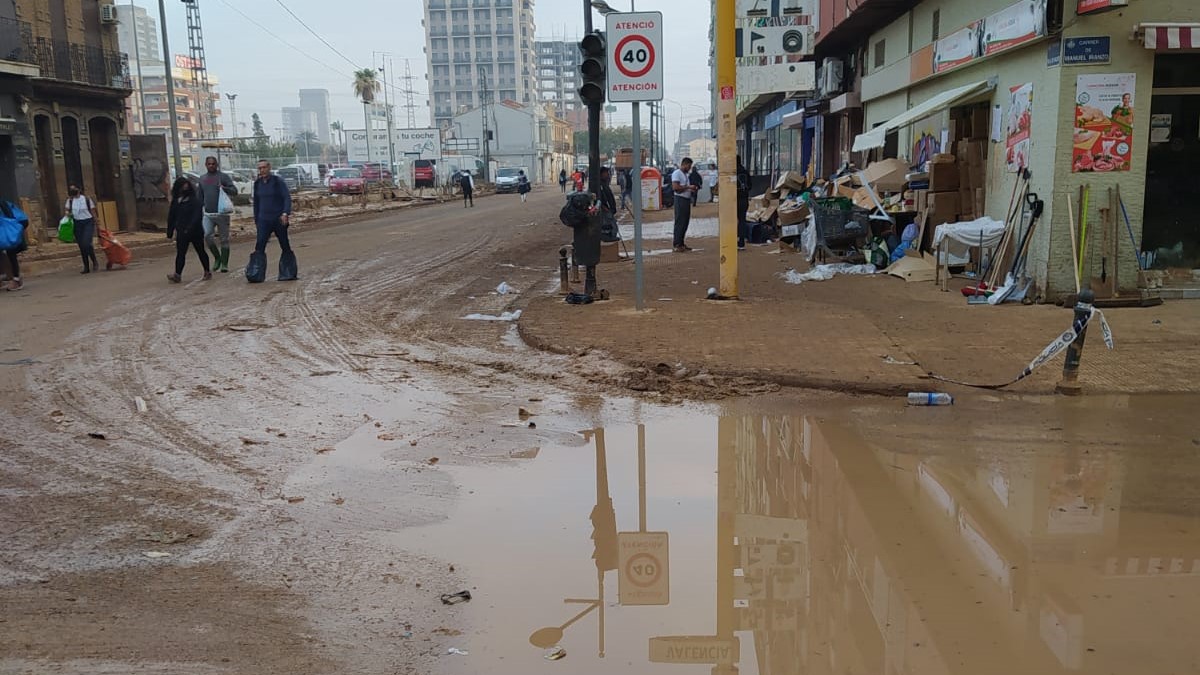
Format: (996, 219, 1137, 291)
(139, 0, 712, 144)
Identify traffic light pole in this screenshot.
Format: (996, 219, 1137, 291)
(584, 0, 600, 197)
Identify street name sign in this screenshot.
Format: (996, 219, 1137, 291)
(606, 12, 664, 102)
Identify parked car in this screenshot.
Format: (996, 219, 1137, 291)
(328, 167, 366, 195)
(412, 159, 437, 188)
(274, 166, 303, 191)
(359, 162, 393, 185)
(494, 166, 525, 193)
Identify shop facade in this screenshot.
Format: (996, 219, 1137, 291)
(850, 0, 1199, 297)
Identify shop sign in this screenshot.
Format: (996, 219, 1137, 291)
(1006, 83, 1034, 172)
(1063, 36, 1111, 65)
(1072, 73, 1135, 173)
(933, 0, 1047, 74)
(1077, 0, 1127, 15)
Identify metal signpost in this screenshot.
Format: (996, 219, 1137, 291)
(606, 9, 663, 311)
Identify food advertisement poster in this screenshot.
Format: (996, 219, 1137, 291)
(1006, 82, 1033, 172)
(1072, 73, 1135, 173)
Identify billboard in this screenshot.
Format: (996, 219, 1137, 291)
(932, 0, 1047, 74)
(346, 128, 442, 163)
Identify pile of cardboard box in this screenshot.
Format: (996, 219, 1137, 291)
(910, 139, 988, 231)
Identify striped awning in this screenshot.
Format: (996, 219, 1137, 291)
(1142, 23, 1200, 50)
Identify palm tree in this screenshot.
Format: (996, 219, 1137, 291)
(353, 69, 380, 165)
(330, 120, 344, 164)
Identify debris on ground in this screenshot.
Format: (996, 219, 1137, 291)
(285, 496, 306, 504)
(447, 648, 469, 656)
(883, 355, 917, 366)
(377, 433, 397, 441)
(463, 310, 523, 322)
(495, 281, 516, 295)
(87, 432, 107, 440)
(440, 590, 472, 605)
(331, 495, 345, 506)
(518, 407, 534, 420)
(427, 457, 440, 465)
(134, 396, 148, 413)
(781, 263, 877, 285)
(544, 646, 567, 661)
(142, 531, 193, 545)
(315, 446, 335, 454)
(240, 437, 265, 445)
(142, 551, 171, 559)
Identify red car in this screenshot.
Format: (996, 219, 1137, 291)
(328, 167, 366, 194)
(359, 163, 393, 184)
(412, 159, 436, 188)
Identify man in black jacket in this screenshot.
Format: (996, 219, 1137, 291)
(736, 155, 751, 250)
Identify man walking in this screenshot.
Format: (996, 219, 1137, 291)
(196, 156, 237, 272)
(736, 155, 751, 250)
(671, 157, 698, 252)
(616, 167, 631, 211)
(459, 169, 475, 208)
(251, 159, 297, 281)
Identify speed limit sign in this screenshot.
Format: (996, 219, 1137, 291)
(606, 11, 663, 102)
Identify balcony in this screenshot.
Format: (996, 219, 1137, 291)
(452, 27, 470, 36)
(453, 52, 472, 63)
(1, 18, 130, 89)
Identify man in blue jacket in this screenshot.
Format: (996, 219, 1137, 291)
(252, 159, 296, 279)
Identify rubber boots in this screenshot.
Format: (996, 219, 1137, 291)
(208, 243, 221, 271)
(219, 246, 230, 272)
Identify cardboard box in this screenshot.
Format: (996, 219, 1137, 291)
(774, 171, 806, 193)
(614, 147, 648, 169)
(973, 187, 986, 219)
(914, 189, 929, 213)
(925, 191, 960, 226)
(957, 140, 987, 167)
(861, 158, 910, 193)
(777, 202, 810, 225)
(928, 160, 959, 193)
(852, 187, 876, 211)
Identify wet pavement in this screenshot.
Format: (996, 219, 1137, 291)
(399, 398, 1200, 675)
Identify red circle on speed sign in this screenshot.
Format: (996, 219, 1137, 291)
(614, 34, 655, 79)
(625, 552, 662, 588)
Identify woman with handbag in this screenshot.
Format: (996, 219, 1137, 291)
(165, 177, 211, 283)
(65, 185, 99, 274)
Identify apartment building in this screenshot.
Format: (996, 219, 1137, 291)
(0, 0, 136, 232)
(423, 0, 537, 131)
(533, 39, 583, 131)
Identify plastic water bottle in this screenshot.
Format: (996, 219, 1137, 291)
(907, 392, 954, 406)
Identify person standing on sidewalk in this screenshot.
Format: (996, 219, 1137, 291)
(736, 155, 751, 250)
(671, 158, 698, 252)
(517, 169, 531, 203)
(558, 168, 568, 193)
(196, 156, 237, 273)
(688, 163, 703, 207)
(252, 160, 296, 278)
(65, 186, 99, 274)
(459, 169, 475, 208)
(165, 177, 211, 283)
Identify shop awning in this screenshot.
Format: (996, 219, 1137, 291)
(852, 80, 994, 152)
(1141, 23, 1199, 50)
(781, 110, 805, 129)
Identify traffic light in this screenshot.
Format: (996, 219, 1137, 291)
(578, 31, 606, 106)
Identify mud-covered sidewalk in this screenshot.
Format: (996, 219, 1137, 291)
(519, 228, 1200, 397)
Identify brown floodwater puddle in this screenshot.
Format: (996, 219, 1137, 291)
(398, 405, 1200, 675)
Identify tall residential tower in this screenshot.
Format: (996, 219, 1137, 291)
(423, 0, 537, 131)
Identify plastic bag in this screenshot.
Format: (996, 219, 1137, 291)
(278, 250, 298, 281)
(58, 215, 75, 243)
(217, 188, 234, 215)
(0, 216, 22, 250)
(245, 251, 267, 283)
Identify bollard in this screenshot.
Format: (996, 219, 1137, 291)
(558, 245, 571, 295)
(1056, 288, 1095, 395)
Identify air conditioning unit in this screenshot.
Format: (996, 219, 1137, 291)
(818, 58, 844, 99)
(100, 3, 118, 24)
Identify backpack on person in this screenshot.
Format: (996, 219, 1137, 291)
(559, 192, 591, 228)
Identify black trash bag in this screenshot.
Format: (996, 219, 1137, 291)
(245, 251, 267, 283)
(278, 250, 298, 281)
(558, 192, 591, 228)
(564, 292, 594, 305)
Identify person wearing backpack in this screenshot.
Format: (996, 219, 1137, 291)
(459, 169, 475, 208)
(65, 185, 99, 274)
(196, 156, 237, 273)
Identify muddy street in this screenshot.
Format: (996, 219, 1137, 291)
(2, 188, 1198, 674)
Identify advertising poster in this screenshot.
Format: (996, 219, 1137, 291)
(1072, 73, 1135, 173)
(933, 23, 982, 73)
(982, 0, 1046, 55)
(1006, 82, 1034, 172)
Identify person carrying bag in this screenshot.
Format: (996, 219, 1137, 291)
(65, 185, 99, 274)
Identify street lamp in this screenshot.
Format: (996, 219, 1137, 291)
(590, 0, 617, 13)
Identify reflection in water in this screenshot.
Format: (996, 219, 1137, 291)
(417, 412, 1200, 674)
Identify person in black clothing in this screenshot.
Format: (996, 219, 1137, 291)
(597, 166, 619, 242)
(736, 155, 752, 250)
(460, 170, 475, 207)
(688, 164, 703, 207)
(166, 177, 211, 283)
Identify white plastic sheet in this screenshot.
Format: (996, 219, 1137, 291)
(780, 263, 877, 285)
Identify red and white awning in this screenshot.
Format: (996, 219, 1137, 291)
(1141, 23, 1200, 50)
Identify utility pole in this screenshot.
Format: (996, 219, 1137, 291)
(158, 0, 183, 176)
(402, 59, 418, 129)
(376, 52, 396, 178)
(479, 64, 491, 181)
(716, 0, 737, 297)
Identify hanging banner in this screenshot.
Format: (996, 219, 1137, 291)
(933, 23, 982, 73)
(1005, 82, 1033, 172)
(932, 0, 1047, 74)
(1072, 73, 1135, 173)
(1077, 0, 1127, 15)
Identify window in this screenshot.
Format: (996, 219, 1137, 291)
(474, 9, 490, 21)
(873, 39, 885, 68)
(932, 10, 940, 41)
